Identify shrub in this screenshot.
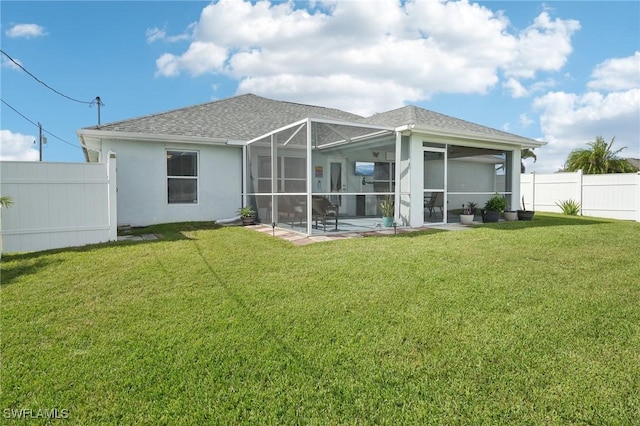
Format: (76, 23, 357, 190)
(556, 199, 581, 216)
(484, 194, 506, 212)
(462, 202, 477, 215)
(380, 195, 394, 217)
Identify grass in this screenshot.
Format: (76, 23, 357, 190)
(2, 214, 639, 424)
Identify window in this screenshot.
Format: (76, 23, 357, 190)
(372, 162, 395, 193)
(257, 155, 306, 193)
(167, 150, 198, 204)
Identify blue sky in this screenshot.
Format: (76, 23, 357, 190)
(1, 0, 638, 173)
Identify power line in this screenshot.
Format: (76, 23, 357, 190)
(1, 49, 93, 105)
(42, 127, 81, 149)
(0, 98, 38, 127)
(1, 98, 81, 149)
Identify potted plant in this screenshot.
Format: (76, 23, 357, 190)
(459, 202, 477, 225)
(380, 195, 394, 227)
(517, 196, 535, 221)
(237, 206, 256, 226)
(482, 193, 506, 223)
(504, 205, 518, 221)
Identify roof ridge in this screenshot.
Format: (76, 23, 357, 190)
(82, 93, 366, 141)
(407, 105, 418, 125)
(87, 93, 259, 130)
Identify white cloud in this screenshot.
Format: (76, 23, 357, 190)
(503, 12, 580, 79)
(146, 27, 167, 43)
(529, 78, 557, 93)
(1, 56, 22, 70)
(153, 0, 580, 115)
(519, 113, 533, 127)
(503, 78, 528, 98)
(533, 88, 640, 172)
(156, 42, 228, 77)
(146, 25, 194, 43)
(503, 77, 558, 99)
(530, 51, 639, 173)
(238, 74, 423, 115)
(0, 130, 39, 161)
(588, 51, 640, 91)
(5, 23, 46, 39)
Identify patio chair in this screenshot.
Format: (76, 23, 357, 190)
(424, 192, 444, 218)
(312, 196, 339, 231)
(278, 196, 305, 227)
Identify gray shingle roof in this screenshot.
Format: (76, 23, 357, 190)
(363, 105, 539, 144)
(88, 94, 364, 140)
(626, 158, 640, 169)
(86, 93, 540, 145)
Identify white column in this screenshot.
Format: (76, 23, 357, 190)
(394, 131, 401, 221)
(409, 134, 424, 228)
(306, 120, 313, 235)
(511, 148, 521, 211)
(241, 144, 247, 208)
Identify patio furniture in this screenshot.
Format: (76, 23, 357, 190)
(312, 196, 339, 231)
(424, 192, 444, 218)
(279, 196, 305, 227)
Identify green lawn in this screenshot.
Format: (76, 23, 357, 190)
(2, 215, 639, 424)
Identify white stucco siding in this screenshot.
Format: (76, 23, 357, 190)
(99, 138, 242, 227)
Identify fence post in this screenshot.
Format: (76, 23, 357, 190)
(107, 152, 118, 241)
(531, 171, 536, 211)
(577, 169, 583, 216)
(637, 172, 640, 223)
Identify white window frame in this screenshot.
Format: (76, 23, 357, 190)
(166, 149, 199, 204)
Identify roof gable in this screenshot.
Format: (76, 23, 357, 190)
(364, 105, 539, 145)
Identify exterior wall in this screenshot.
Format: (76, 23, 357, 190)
(1, 159, 117, 253)
(447, 160, 497, 209)
(521, 171, 640, 221)
(97, 139, 242, 226)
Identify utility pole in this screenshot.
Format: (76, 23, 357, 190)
(94, 96, 104, 126)
(37, 122, 47, 162)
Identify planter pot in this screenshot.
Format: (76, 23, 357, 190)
(482, 210, 500, 223)
(504, 211, 518, 221)
(382, 216, 394, 227)
(459, 214, 475, 225)
(241, 216, 256, 226)
(517, 210, 535, 221)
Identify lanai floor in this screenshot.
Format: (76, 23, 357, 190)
(246, 221, 476, 245)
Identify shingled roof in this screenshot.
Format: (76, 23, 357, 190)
(85, 93, 541, 146)
(87, 93, 364, 141)
(363, 105, 539, 145)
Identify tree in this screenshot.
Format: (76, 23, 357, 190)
(521, 148, 537, 173)
(564, 136, 639, 174)
(0, 196, 13, 208)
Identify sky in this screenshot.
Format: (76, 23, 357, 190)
(1, 0, 638, 173)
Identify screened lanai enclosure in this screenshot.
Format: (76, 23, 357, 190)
(244, 117, 520, 236)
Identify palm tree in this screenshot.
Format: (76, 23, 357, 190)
(564, 136, 638, 174)
(521, 148, 537, 173)
(0, 196, 13, 208)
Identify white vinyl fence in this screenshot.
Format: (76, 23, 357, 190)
(521, 171, 640, 222)
(1, 154, 117, 253)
